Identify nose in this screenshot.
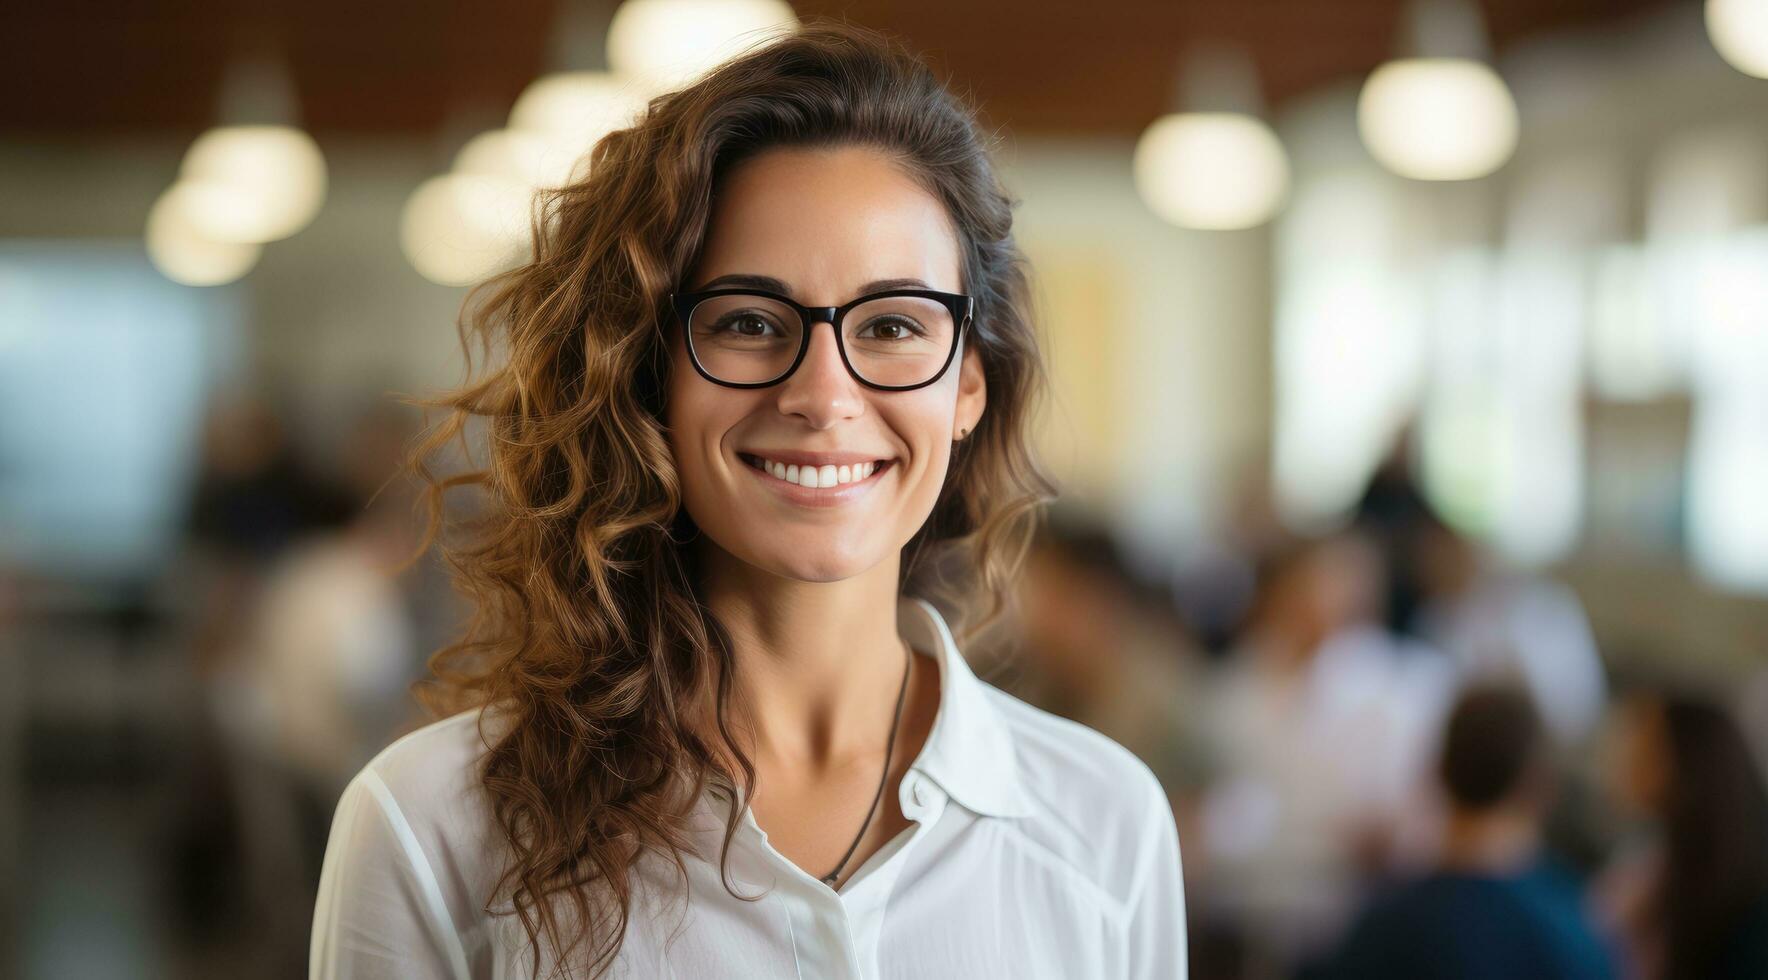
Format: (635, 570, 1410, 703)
(774, 320, 864, 429)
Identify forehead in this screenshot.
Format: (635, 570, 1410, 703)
(689, 145, 963, 300)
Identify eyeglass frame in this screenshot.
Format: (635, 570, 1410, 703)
(669, 286, 975, 392)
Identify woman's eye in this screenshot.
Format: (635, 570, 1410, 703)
(859, 317, 923, 340)
(719, 314, 778, 336)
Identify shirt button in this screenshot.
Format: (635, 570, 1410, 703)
(911, 780, 926, 806)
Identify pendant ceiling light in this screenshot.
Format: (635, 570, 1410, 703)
(1134, 45, 1290, 230)
(177, 125, 327, 244)
(400, 173, 532, 288)
(1357, 0, 1518, 182)
(507, 71, 649, 190)
(148, 55, 325, 286)
(147, 183, 263, 286)
(403, 0, 793, 286)
(1707, 0, 1768, 79)
(607, 0, 799, 92)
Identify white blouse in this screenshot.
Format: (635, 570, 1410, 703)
(310, 595, 1188, 979)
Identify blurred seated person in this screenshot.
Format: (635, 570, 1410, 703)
(1195, 532, 1455, 969)
(1409, 512, 1607, 746)
(206, 405, 429, 916)
(1302, 683, 1620, 980)
(1594, 688, 1768, 980)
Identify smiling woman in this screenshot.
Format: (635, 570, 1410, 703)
(308, 20, 1187, 980)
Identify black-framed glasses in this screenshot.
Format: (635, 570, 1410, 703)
(670, 287, 974, 391)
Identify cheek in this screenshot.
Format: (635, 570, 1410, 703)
(665, 347, 728, 447)
(889, 399, 959, 505)
(664, 368, 739, 507)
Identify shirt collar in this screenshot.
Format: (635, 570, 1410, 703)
(898, 594, 1034, 819)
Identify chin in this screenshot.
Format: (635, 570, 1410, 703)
(746, 536, 884, 584)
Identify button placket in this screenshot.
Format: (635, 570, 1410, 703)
(779, 877, 865, 980)
(851, 780, 946, 980)
(735, 802, 867, 979)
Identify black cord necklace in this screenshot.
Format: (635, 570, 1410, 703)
(818, 639, 912, 889)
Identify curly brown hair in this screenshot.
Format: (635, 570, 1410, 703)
(396, 20, 1055, 979)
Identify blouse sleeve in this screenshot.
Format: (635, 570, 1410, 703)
(1125, 785, 1189, 980)
(310, 769, 473, 980)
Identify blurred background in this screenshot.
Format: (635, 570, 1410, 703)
(4, 0, 1768, 977)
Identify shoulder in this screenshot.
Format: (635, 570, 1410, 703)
(986, 684, 1167, 814)
(331, 705, 510, 898)
(981, 684, 1178, 909)
(360, 705, 498, 801)
(350, 706, 511, 848)
(314, 707, 514, 971)
(1361, 873, 1487, 925)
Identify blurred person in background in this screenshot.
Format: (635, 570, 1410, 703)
(1171, 466, 1295, 660)
(201, 402, 428, 972)
(1595, 688, 1768, 980)
(1351, 426, 1606, 746)
(310, 23, 1185, 980)
(214, 402, 426, 809)
(185, 388, 357, 567)
(165, 386, 360, 948)
(1193, 530, 1456, 975)
(1408, 511, 1607, 747)
(182, 387, 357, 673)
(1353, 425, 1434, 640)
(1301, 682, 1620, 980)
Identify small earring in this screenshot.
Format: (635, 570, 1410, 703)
(958, 427, 968, 440)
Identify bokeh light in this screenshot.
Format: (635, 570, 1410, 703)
(606, 0, 799, 91)
(1707, 0, 1768, 78)
(1134, 112, 1290, 230)
(399, 174, 530, 287)
(178, 125, 328, 243)
(1357, 58, 1518, 181)
(507, 71, 648, 188)
(145, 183, 263, 286)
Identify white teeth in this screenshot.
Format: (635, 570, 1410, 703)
(749, 455, 884, 487)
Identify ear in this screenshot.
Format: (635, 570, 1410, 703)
(953, 343, 986, 440)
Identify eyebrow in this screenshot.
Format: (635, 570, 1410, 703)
(689, 273, 937, 297)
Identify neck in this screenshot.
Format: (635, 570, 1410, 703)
(1439, 803, 1541, 875)
(698, 545, 912, 773)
